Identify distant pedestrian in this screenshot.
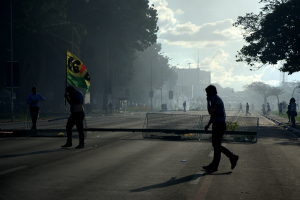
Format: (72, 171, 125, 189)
(267, 103, 271, 114)
(109, 102, 113, 114)
(26, 87, 46, 129)
(287, 104, 291, 122)
(290, 98, 297, 127)
(239, 103, 243, 113)
(279, 103, 283, 116)
(203, 85, 239, 172)
(115, 102, 119, 113)
(262, 104, 266, 115)
(183, 101, 186, 112)
(246, 103, 251, 116)
(62, 86, 85, 148)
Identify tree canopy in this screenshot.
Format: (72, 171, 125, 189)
(244, 81, 284, 104)
(0, 0, 161, 111)
(234, 0, 300, 74)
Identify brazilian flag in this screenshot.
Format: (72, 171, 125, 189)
(66, 50, 90, 92)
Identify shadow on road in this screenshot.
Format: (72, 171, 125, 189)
(130, 171, 232, 192)
(257, 125, 300, 146)
(0, 148, 72, 158)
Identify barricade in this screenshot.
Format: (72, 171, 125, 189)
(0, 113, 87, 137)
(142, 113, 258, 142)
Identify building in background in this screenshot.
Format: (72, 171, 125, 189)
(174, 68, 211, 101)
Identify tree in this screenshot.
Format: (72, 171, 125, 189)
(234, 0, 300, 74)
(244, 82, 284, 105)
(0, 0, 159, 112)
(128, 43, 177, 105)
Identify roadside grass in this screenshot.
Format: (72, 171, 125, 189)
(270, 110, 300, 122)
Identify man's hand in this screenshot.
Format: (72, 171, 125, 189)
(64, 93, 69, 99)
(204, 124, 210, 131)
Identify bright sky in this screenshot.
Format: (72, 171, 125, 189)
(150, 0, 300, 91)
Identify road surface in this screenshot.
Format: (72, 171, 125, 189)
(1, 110, 300, 199)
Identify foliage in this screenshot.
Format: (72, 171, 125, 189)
(226, 121, 239, 131)
(244, 81, 284, 104)
(0, 0, 159, 112)
(281, 101, 287, 110)
(234, 0, 300, 74)
(128, 43, 178, 103)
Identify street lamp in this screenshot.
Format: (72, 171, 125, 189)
(150, 52, 164, 111)
(10, 0, 13, 122)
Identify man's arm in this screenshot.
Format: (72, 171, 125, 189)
(207, 100, 215, 115)
(39, 94, 46, 101)
(64, 93, 82, 105)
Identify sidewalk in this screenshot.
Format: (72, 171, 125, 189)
(259, 111, 300, 137)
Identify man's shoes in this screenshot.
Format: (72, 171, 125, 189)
(230, 155, 239, 170)
(61, 143, 72, 147)
(202, 163, 218, 172)
(75, 144, 84, 148)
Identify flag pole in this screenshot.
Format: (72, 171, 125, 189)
(65, 50, 67, 106)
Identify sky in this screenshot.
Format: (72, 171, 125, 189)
(149, 0, 300, 91)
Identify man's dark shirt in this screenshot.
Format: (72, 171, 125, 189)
(209, 94, 226, 123)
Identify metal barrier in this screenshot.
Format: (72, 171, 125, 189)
(1, 113, 258, 142)
(0, 113, 87, 137)
(142, 113, 258, 142)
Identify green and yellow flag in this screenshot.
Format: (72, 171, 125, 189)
(66, 50, 90, 92)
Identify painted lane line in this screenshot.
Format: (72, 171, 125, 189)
(0, 166, 28, 175)
(190, 171, 203, 184)
(194, 143, 228, 200)
(194, 174, 214, 200)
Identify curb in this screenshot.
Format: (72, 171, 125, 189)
(257, 112, 300, 137)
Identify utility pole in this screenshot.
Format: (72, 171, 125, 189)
(10, 0, 14, 122)
(161, 64, 162, 108)
(150, 52, 163, 111)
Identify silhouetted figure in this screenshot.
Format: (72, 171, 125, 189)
(203, 85, 239, 172)
(239, 103, 243, 113)
(109, 102, 113, 114)
(279, 103, 283, 116)
(26, 87, 46, 129)
(115, 102, 119, 113)
(289, 98, 297, 127)
(62, 86, 85, 148)
(262, 104, 266, 115)
(267, 102, 271, 114)
(246, 103, 251, 116)
(183, 101, 186, 112)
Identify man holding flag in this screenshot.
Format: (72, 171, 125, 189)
(62, 51, 90, 148)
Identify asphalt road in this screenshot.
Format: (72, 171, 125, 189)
(1, 110, 300, 200)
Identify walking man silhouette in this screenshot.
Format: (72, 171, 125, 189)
(203, 85, 239, 172)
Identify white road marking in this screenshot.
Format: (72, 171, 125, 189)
(208, 151, 214, 157)
(190, 171, 203, 184)
(0, 166, 28, 175)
